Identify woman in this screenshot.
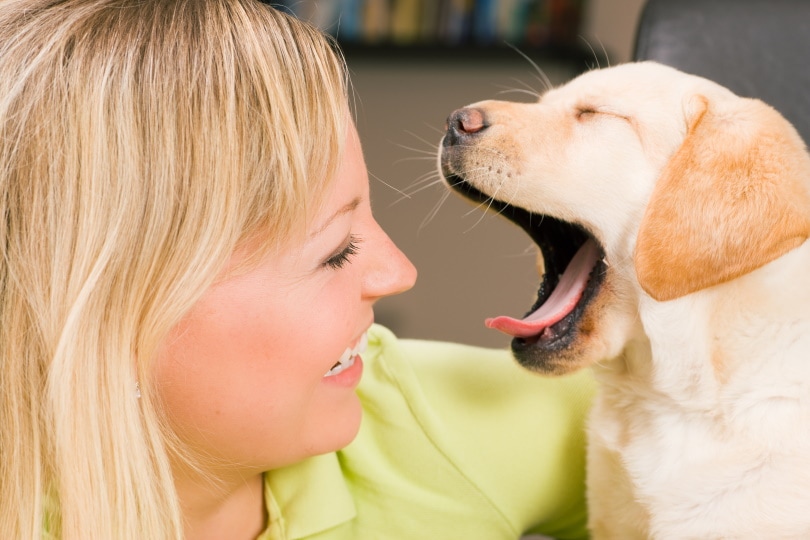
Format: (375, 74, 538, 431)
(0, 1, 593, 538)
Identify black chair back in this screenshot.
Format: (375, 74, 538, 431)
(633, 0, 810, 144)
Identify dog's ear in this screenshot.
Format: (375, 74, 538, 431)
(634, 94, 810, 301)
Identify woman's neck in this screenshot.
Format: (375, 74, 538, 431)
(175, 468, 267, 540)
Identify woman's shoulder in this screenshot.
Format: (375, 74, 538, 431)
(345, 324, 594, 539)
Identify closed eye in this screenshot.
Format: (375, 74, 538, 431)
(323, 235, 362, 270)
(576, 106, 599, 119)
(576, 105, 631, 124)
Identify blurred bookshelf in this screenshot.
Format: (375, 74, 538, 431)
(272, 0, 596, 67)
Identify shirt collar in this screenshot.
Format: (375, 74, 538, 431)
(263, 452, 356, 539)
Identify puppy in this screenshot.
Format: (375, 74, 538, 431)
(439, 61, 810, 539)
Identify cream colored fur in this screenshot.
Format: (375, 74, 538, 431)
(443, 62, 810, 539)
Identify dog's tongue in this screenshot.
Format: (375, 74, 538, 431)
(486, 239, 600, 338)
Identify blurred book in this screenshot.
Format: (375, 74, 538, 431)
(273, 0, 586, 49)
(390, 0, 421, 44)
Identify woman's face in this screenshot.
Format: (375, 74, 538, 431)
(153, 122, 416, 472)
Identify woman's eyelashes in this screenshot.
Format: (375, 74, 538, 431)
(323, 235, 363, 270)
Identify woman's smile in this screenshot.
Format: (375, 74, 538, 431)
(324, 329, 369, 379)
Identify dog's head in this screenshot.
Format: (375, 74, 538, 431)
(440, 61, 810, 375)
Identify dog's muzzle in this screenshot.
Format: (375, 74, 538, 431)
(439, 106, 608, 369)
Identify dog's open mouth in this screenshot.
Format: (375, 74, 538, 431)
(446, 175, 607, 353)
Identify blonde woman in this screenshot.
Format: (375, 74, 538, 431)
(0, 1, 594, 538)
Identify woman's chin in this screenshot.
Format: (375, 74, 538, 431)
(307, 391, 364, 458)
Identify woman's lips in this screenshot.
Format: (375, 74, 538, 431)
(324, 332, 368, 378)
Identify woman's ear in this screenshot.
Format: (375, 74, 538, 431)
(634, 94, 810, 302)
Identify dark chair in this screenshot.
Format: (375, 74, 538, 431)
(633, 0, 810, 144)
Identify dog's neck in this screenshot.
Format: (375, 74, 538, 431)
(599, 240, 810, 412)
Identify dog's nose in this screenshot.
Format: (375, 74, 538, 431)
(444, 107, 488, 146)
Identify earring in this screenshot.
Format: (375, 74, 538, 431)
(135, 381, 142, 399)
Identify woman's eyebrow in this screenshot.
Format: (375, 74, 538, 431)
(310, 196, 362, 238)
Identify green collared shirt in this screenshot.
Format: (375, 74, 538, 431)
(259, 325, 595, 540)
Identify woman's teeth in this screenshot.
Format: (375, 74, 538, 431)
(324, 333, 368, 377)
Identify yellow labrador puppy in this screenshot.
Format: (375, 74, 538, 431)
(440, 62, 810, 539)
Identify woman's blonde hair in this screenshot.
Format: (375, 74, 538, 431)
(0, 1, 348, 537)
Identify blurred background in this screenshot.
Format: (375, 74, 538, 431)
(277, 0, 646, 347)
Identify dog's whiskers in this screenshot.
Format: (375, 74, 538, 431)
(400, 174, 446, 201)
(423, 122, 447, 137)
(580, 36, 601, 70)
(419, 189, 451, 231)
(495, 84, 541, 101)
(382, 127, 448, 206)
(394, 155, 439, 165)
(463, 204, 495, 233)
(508, 75, 543, 97)
(401, 129, 444, 153)
(369, 171, 410, 199)
(504, 42, 554, 92)
(395, 146, 439, 159)
(578, 36, 611, 71)
(459, 174, 510, 232)
(409, 168, 443, 185)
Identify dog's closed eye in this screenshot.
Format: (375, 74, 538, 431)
(576, 106, 598, 119)
(576, 105, 631, 124)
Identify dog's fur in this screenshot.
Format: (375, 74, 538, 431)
(440, 62, 810, 539)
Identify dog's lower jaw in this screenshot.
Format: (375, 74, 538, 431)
(512, 334, 599, 375)
(513, 274, 630, 375)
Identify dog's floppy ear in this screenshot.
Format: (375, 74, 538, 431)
(634, 94, 810, 301)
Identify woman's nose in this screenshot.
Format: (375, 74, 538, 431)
(363, 227, 417, 300)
